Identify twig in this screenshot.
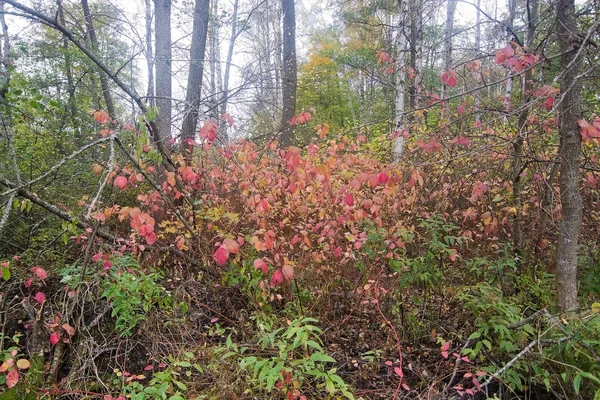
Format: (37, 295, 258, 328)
(507, 308, 547, 329)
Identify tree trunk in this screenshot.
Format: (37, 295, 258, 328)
(208, 0, 218, 122)
(510, 0, 538, 280)
(408, 0, 422, 112)
(57, 0, 76, 120)
(81, 0, 115, 118)
(279, 0, 296, 146)
(503, 0, 516, 125)
(440, 0, 456, 105)
(220, 0, 240, 140)
(155, 0, 172, 148)
(145, 0, 154, 106)
(393, 0, 408, 161)
(181, 0, 210, 152)
(474, 0, 481, 124)
(556, 0, 583, 312)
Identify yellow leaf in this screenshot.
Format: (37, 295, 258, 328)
(16, 359, 30, 370)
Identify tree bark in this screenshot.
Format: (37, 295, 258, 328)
(57, 0, 76, 120)
(81, 0, 116, 118)
(393, 0, 408, 161)
(219, 0, 240, 140)
(511, 0, 538, 278)
(181, 0, 211, 153)
(145, 0, 155, 106)
(155, 0, 172, 148)
(440, 0, 456, 106)
(279, 0, 296, 147)
(556, 0, 583, 312)
(474, 0, 481, 123)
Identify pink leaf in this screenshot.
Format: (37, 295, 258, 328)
(270, 269, 284, 288)
(30, 266, 48, 280)
(402, 383, 410, 391)
(92, 253, 103, 262)
(282, 264, 294, 281)
(394, 367, 403, 378)
(344, 193, 354, 206)
(253, 259, 269, 275)
(214, 247, 229, 266)
(6, 369, 19, 388)
(34, 292, 46, 304)
(441, 341, 450, 352)
(222, 238, 240, 254)
(50, 332, 60, 346)
(145, 232, 157, 246)
(62, 324, 75, 336)
(114, 176, 127, 190)
(441, 351, 449, 359)
(144, 365, 154, 371)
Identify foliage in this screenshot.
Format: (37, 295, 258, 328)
(218, 315, 353, 399)
(101, 256, 172, 337)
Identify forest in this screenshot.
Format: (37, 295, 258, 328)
(0, 0, 599, 398)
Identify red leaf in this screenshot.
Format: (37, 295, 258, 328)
(92, 253, 103, 262)
(254, 259, 268, 275)
(377, 172, 389, 185)
(50, 332, 60, 346)
(199, 120, 218, 141)
(449, 136, 471, 147)
(542, 97, 554, 110)
(394, 367, 403, 378)
(30, 266, 48, 280)
(214, 247, 229, 266)
(270, 269, 284, 288)
(34, 292, 46, 304)
(114, 176, 127, 190)
(344, 193, 354, 206)
(6, 369, 19, 388)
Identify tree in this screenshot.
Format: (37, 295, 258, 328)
(556, 0, 583, 312)
(393, 0, 408, 160)
(155, 0, 172, 149)
(279, 0, 296, 146)
(81, 0, 116, 118)
(181, 0, 211, 153)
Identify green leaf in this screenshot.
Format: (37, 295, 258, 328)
(175, 361, 192, 367)
(468, 331, 481, 340)
(574, 373, 582, 394)
(173, 380, 188, 391)
(2, 267, 10, 281)
(311, 353, 336, 363)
